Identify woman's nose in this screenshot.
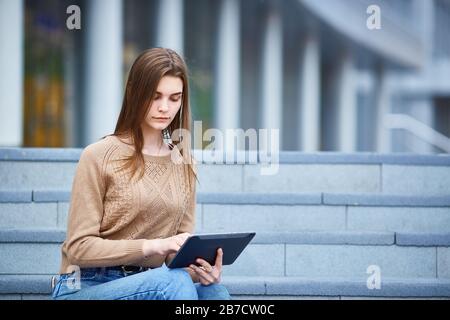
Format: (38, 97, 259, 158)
(158, 99, 169, 112)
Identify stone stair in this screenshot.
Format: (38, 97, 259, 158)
(0, 148, 449, 299)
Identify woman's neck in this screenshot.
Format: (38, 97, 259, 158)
(140, 124, 171, 155)
(141, 125, 161, 147)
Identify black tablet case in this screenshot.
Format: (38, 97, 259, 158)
(167, 232, 256, 269)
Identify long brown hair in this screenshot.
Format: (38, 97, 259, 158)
(112, 47, 198, 189)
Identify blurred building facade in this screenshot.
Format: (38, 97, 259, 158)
(1, 0, 449, 153)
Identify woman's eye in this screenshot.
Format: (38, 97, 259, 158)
(153, 96, 180, 102)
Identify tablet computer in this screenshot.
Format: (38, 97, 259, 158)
(167, 232, 256, 269)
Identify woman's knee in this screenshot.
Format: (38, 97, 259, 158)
(165, 268, 198, 300)
(146, 267, 197, 300)
(117, 267, 197, 300)
(196, 283, 231, 300)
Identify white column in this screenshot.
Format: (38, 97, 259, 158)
(216, 0, 240, 153)
(156, 0, 184, 55)
(261, 5, 283, 145)
(415, 0, 434, 64)
(336, 50, 357, 152)
(0, 0, 23, 146)
(298, 33, 320, 151)
(84, 0, 123, 145)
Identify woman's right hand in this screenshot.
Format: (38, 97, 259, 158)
(142, 232, 191, 257)
(160, 232, 191, 255)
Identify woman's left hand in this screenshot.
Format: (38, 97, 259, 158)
(188, 248, 223, 286)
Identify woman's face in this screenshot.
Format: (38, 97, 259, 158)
(143, 75, 183, 131)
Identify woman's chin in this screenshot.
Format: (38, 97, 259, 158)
(145, 122, 168, 131)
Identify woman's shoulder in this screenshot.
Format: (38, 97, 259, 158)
(80, 135, 119, 163)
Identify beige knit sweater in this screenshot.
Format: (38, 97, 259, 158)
(59, 135, 197, 274)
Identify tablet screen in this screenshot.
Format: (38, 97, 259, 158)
(167, 232, 256, 269)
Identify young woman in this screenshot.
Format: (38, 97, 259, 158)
(51, 48, 231, 300)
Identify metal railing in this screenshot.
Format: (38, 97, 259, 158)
(384, 113, 450, 153)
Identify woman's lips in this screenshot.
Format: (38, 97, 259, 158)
(153, 117, 169, 121)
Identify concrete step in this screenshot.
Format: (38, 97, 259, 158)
(223, 276, 450, 298)
(1, 191, 449, 233)
(199, 193, 450, 233)
(0, 190, 71, 229)
(1, 149, 449, 195)
(1, 229, 449, 279)
(0, 274, 449, 299)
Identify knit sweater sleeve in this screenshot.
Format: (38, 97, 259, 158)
(164, 160, 198, 268)
(177, 160, 198, 235)
(65, 144, 146, 268)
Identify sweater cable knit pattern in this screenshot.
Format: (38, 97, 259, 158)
(58, 135, 197, 274)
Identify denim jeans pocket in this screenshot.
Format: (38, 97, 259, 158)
(52, 269, 99, 299)
(51, 279, 62, 300)
(52, 277, 79, 299)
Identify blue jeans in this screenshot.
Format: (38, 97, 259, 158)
(52, 265, 231, 300)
